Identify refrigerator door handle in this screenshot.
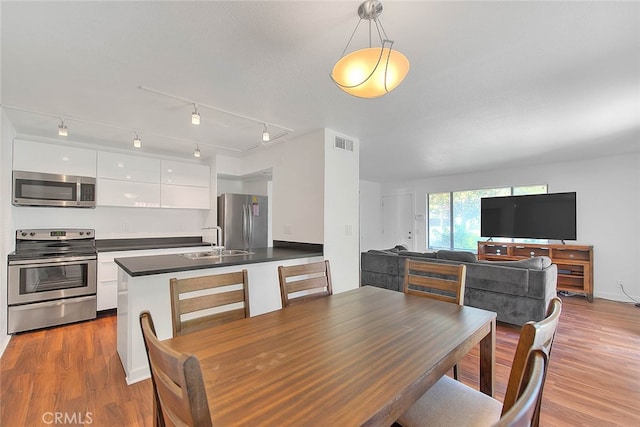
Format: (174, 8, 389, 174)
(242, 204, 247, 243)
(244, 204, 250, 249)
(249, 205, 254, 248)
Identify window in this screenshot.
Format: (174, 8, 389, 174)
(427, 185, 547, 251)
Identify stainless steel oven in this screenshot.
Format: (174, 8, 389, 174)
(7, 229, 97, 334)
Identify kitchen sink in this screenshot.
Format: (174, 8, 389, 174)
(180, 249, 254, 260)
(221, 249, 254, 256)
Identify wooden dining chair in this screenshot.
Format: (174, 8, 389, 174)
(403, 258, 467, 304)
(396, 297, 562, 427)
(403, 258, 466, 379)
(139, 311, 212, 427)
(493, 349, 547, 427)
(278, 260, 333, 307)
(170, 270, 249, 337)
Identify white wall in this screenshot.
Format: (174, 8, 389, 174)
(368, 153, 640, 302)
(324, 129, 360, 294)
(1, 110, 16, 354)
(12, 206, 207, 239)
(217, 177, 270, 196)
(359, 180, 383, 251)
(217, 130, 325, 244)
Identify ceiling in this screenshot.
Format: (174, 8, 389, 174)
(2, 1, 639, 182)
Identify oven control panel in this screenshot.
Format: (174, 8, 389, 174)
(16, 229, 95, 240)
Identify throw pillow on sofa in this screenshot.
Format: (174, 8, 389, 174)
(398, 251, 437, 258)
(436, 250, 477, 263)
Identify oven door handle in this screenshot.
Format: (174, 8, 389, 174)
(9, 256, 97, 266)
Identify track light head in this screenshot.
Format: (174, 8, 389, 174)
(58, 119, 68, 136)
(133, 132, 141, 148)
(262, 124, 270, 142)
(192, 104, 200, 125)
(194, 145, 201, 158)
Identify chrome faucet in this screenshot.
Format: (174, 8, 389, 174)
(211, 226, 224, 255)
(203, 226, 224, 255)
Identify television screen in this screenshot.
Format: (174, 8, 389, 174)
(481, 192, 576, 240)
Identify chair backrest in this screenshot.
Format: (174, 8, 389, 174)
(170, 270, 249, 337)
(278, 260, 333, 307)
(494, 350, 547, 427)
(139, 311, 212, 427)
(501, 297, 562, 424)
(403, 259, 467, 305)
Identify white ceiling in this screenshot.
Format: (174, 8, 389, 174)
(2, 1, 639, 182)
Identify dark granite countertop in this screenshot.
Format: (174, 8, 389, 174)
(96, 236, 206, 252)
(114, 243, 323, 277)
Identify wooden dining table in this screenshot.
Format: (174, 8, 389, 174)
(164, 285, 496, 426)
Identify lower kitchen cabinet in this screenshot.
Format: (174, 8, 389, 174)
(97, 246, 210, 310)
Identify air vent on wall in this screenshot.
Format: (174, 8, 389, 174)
(334, 136, 354, 152)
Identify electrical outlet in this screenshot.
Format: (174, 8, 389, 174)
(617, 280, 623, 288)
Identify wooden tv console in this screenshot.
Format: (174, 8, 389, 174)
(477, 241, 594, 302)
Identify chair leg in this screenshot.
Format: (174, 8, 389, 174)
(453, 364, 459, 381)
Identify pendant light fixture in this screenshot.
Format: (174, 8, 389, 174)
(194, 144, 201, 158)
(331, 0, 409, 98)
(133, 132, 142, 148)
(191, 104, 201, 125)
(58, 118, 68, 136)
(262, 124, 270, 142)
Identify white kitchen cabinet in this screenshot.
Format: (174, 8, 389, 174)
(97, 152, 160, 183)
(160, 160, 210, 209)
(97, 253, 119, 311)
(161, 184, 210, 209)
(161, 160, 210, 187)
(13, 139, 97, 177)
(97, 178, 161, 208)
(97, 246, 210, 310)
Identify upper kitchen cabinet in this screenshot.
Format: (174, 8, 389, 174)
(160, 160, 210, 209)
(97, 152, 161, 207)
(161, 160, 210, 187)
(161, 185, 210, 209)
(13, 139, 97, 177)
(97, 152, 160, 183)
(97, 179, 161, 208)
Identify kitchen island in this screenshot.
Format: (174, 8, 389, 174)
(115, 242, 323, 384)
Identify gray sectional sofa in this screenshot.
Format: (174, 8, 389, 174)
(360, 246, 558, 326)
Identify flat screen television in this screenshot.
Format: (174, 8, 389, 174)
(481, 192, 576, 240)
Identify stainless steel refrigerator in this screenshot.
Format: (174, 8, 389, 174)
(218, 193, 268, 250)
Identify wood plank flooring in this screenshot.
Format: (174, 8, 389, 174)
(1, 296, 639, 426)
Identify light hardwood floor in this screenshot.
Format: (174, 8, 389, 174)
(1, 296, 639, 426)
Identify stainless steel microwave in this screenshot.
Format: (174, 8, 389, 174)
(13, 170, 96, 208)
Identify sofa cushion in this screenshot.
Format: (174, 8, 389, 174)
(465, 263, 530, 296)
(479, 256, 551, 270)
(386, 244, 409, 253)
(398, 251, 437, 259)
(361, 251, 400, 275)
(436, 250, 477, 263)
(367, 249, 398, 255)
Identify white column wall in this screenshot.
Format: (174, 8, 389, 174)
(1, 110, 16, 355)
(359, 180, 383, 252)
(324, 129, 360, 294)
